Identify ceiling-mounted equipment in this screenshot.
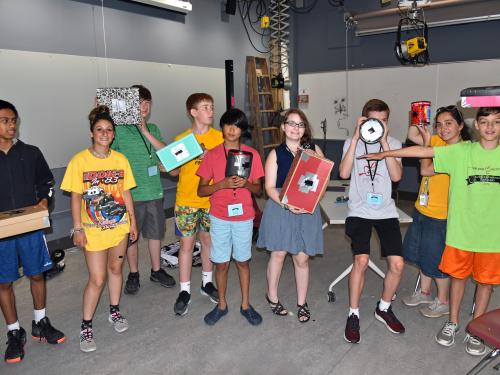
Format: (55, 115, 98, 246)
(395, 0, 429, 65)
(128, 0, 192, 13)
(397, 0, 430, 8)
(269, 0, 292, 106)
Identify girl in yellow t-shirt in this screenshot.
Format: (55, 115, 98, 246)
(61, 106, 137, 353)
(402, 106, 471, 318)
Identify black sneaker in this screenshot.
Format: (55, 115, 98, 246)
(344, 314, 360, 343)
(5, 328, 26, 364)
(200, 282, 219, 303)
(150, 269, 176, 288)
(124, 272, 140, 295)
(174, 291, 191, 316)
(32, 317, 66, 344)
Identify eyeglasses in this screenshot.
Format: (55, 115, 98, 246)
(0, 117, 18, 125)
(284, 120, 306, 129)
(196, 104, 215, 112)
(436, 105, 463, 123)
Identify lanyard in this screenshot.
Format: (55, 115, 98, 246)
(224, 143, 241, 199)
(130, 124, 153, 159)
(364, 143, 382, 191)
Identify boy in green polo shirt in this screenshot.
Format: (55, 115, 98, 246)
(111, 85, 175, 294)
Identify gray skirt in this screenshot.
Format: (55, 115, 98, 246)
(256, 197, 324, 256)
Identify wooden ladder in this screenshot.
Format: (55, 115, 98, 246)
(246, 56, 281, 162)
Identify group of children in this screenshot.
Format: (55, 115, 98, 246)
(0, 90, 498, 363)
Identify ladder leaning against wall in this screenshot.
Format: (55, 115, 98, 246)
(246, 56, 282, 162)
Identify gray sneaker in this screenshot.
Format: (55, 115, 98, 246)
(108, 311, 129, 333)
(402, 289, 433, 306)
(436, 321, 459, 347)
(420, 298, 450, 318)
(464, 334, 487, 356)
(80, 327, 96, 353)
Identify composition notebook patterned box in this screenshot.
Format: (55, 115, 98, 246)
(279, 150, 334, 214)
(156, 133, 203, 172)
(96, 87, 141, 125)
(0, 206, 51, 239)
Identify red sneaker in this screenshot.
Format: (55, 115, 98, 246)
(344, 314, 360, 343)
(374, 304, 405, 334)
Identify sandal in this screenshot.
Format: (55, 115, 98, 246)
(297, 303, 310, 323)
(265, 294, 288, 316)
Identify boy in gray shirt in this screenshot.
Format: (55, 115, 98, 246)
(339, 99, 405, 344)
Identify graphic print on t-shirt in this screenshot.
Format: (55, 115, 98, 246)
(82, 169, 127, 230)
(466, 165, 500, 185)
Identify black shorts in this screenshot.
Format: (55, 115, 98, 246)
(345, 217, 402, 257)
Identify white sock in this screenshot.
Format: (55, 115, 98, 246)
(180, 281, 191, 294)
(348, 308, 360, 317)
(34, 308, 46, 323)
(7, 321, 20, 331)
(378, 299, 391, 312)
(202, 271, 212, 287)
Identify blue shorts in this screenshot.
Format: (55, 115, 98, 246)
(209, 215, 253, 263)
(0, 230, 53, 283)
(402, 209, 448, 279)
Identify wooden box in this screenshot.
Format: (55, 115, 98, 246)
(0, 206, 50, 239)
(156, 133, 203, 172)
(279, 150, 334, 213)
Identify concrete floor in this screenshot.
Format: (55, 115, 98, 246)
(1, 203, 499, 375)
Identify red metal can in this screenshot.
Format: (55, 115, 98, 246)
(411, 101, 431, 126)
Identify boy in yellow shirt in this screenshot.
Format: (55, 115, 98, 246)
(169, 94, 223, 315)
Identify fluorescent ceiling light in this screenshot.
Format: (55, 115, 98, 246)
(128, 0, 192, 13)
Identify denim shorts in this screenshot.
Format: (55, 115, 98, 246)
(209, 215, 253, 263)
(0, 230, 53, 283)
(402, 209, 448, 279)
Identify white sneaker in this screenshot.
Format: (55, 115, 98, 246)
(402, 289, 433, 306)
(464, 334, 487, 356)
(420, 298, 450, 318)
(436, 321, 459, 347)
(108, 311, 129, 333)
(80, 327, 96, 353)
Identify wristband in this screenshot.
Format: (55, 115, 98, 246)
(70, 228, 84, 237)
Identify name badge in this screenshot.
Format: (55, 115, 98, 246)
(366, 192, 383, 205)
(148, 165, 158, 177)
(419, 193, 429, 207)
(227, 203, 243, 217)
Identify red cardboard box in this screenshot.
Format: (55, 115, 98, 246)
(279, 150, 334, 213)
(0, 206, 50, 239)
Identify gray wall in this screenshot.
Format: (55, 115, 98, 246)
(0, 0, 267, 243)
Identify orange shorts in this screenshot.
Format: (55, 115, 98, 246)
(439, 245, 500, 285)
